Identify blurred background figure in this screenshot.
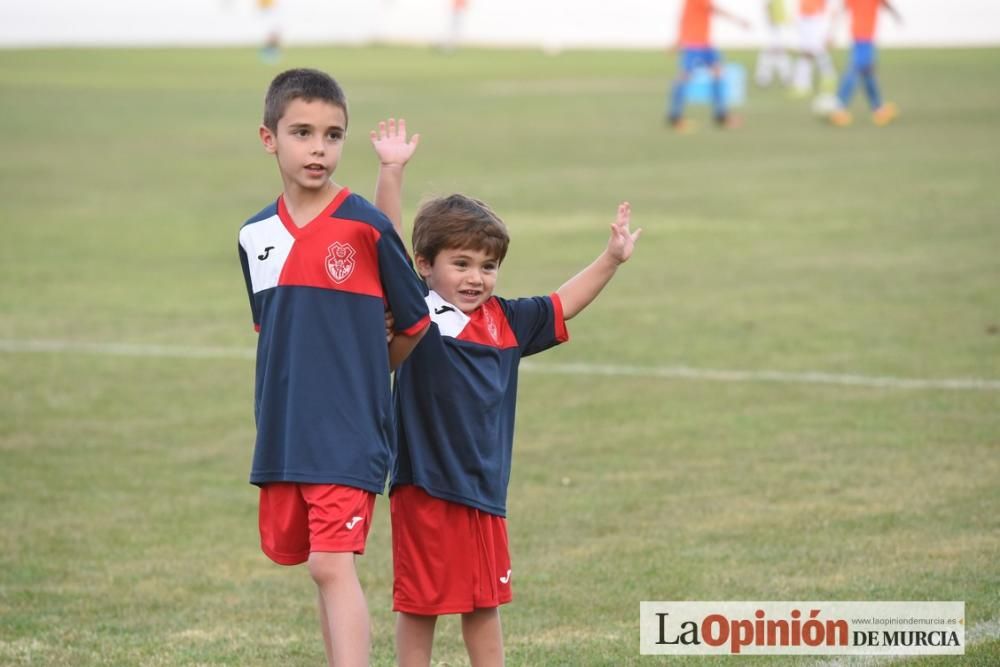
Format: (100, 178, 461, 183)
(257, 0, 281, 63)
(755, 0, 793, 88)
(666, 0, 751, 132)
(830, 0, 903, 126)
(442, 0, 468, 53)
(792, 0, 839, 113)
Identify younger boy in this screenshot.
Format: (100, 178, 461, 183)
(667, 0, 751, 132)
(237, 71, 429, 667)
(829, 0, 902, 126)
(371, 120, 640, 666)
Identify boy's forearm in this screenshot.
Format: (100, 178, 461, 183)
(388, 325, 427, 370)
(556, 251, 621, 321)
(374, 164, 406, 237)
(711, 4, 745, 26)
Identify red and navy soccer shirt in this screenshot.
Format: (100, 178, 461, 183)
(391, 289, 569, 516)
(238, 188, 430, 492)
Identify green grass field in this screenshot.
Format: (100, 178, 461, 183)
(1, 45, 998, 666)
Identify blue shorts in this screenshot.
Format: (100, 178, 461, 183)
(851, 41, 876, 69)
(681, 47, 722, 73)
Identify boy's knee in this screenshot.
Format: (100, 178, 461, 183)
(307, 552, 356, 586)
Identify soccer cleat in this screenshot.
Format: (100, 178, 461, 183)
(715, 113, 743, 130)
(668, 117, 697, 134)
(829, 109, 853, 127)
(872, 102, 899, 126)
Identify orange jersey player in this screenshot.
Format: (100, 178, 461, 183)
(667, 0, 751, 131)
(830, 0, 903, 126)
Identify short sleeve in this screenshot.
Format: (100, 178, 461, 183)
(377, 226, 430, 336)
(498, 293, 569, 357)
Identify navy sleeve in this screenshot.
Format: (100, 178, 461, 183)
(377, 227, 429, 335)
(498, 293, 569, 357)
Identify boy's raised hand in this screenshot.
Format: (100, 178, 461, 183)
(370, 118, 420, 167)
(606, 202, 641, 264)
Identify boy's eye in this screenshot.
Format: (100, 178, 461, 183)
(327, 131, 343, 140)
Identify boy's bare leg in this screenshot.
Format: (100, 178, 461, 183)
(461, 608, 504, 667)
(318, 590, 334, 666)
(308, 552, 370, 667)
(396, 612, 437, 667)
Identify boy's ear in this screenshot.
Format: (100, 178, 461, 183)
(259, 124, 277, 154)
(414, 253, 433, 278)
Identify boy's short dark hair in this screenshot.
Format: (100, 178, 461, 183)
(412, 195, 511, 265)
(263, 68, 348, 131)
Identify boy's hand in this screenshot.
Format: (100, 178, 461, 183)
(385, 308, 395, 344)
(370, 118, 420, 168)
(606, 202, 641, 264)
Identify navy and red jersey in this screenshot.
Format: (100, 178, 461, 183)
(238, 187, 430, 492)
(391, 289, 569, 517)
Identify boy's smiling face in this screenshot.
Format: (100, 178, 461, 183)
(260, 98, 346, 194)
(416, 247, 499, 314)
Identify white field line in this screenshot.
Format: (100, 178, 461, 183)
(0, 338, 256, 360)
(2, 338, 999, 392)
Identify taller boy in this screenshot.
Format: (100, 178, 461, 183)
(237, 69, 430, 666)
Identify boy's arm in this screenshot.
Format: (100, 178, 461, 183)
(880, 0, 902, 23)
(371, 118, 420, 237)
(388, 327, 428, 371)
(556, 202, 641, 321)
(710, 3, 752, 29)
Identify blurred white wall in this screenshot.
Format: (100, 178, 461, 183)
(2, 0, 999, 49)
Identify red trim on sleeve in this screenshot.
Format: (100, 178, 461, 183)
(398, 314, 431, 337)
(550, 292, 569, 343)
(254, 323, 261, 333)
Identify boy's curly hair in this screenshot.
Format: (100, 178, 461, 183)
(412, 195, 510, 265)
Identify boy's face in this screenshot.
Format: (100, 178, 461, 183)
(416, 247, 499, 314)
(259, 98, 346, 194)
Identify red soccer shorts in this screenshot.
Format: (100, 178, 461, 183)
(258, 482, 375, 565)
(390, 484, 513, 615)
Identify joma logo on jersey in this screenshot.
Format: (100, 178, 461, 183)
(325, 242, 357, 284)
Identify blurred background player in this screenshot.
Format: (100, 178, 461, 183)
(754, 0, 793, 88)
(442, 0, 468, 53)
(667, 0, 751, 132)
(257, 0, 281, 63)
(792, 0, 839, 112)
(830, 0, 902, 126)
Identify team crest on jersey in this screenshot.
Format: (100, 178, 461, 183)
(325, 242, 356, 284)
(483, 305, 500, 343)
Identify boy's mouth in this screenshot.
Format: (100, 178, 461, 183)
(304, 163, 326, 174)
